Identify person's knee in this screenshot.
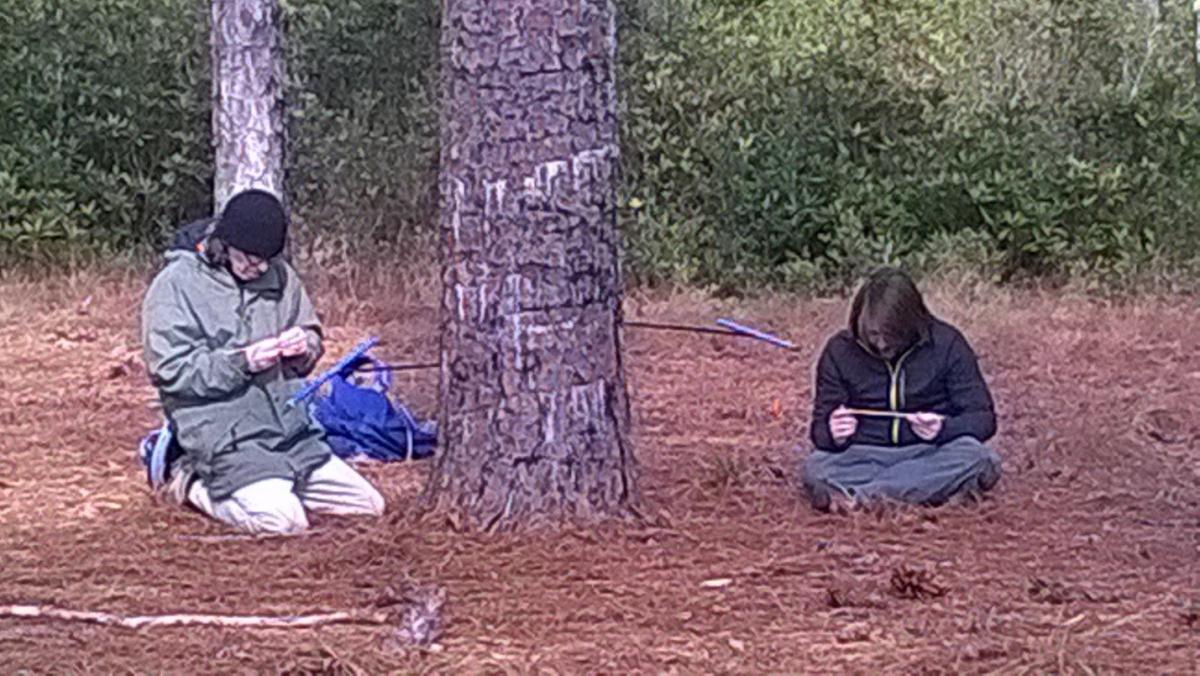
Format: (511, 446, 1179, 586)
(978, 450, 1002, 492)
(942, 435, 985, 451)
(942, 436, 1002, 492)
(961, 438, 1001, 474)
(323, 484, 384, 517)
(943, 436, 996, 461)
(226, 481, 310, 534)
(250, 506, 309, 535)
(800, 451, 832, 488)
(331, 462, 386, 516)
(984, 446, 1002, 470)
(360, 484, 385, 517)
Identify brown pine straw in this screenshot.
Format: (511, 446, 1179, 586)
(2, 271, 1200, 671)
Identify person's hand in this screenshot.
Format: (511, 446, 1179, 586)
(277, 327, 308, 358)
(909, 412, 944, 441)
(829, 405, 858, 444)
(245, 337, 282, 373)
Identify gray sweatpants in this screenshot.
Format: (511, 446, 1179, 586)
(801, 436, 1001, 506)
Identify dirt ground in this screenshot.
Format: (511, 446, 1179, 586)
(0, 268, 1198, 674)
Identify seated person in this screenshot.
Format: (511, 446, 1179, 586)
(141, 189, 384, 534)
(800, 266, 1001, 512)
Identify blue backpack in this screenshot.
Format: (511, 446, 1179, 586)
(138, 354, 435, 489)
(310, 355, 437, 462)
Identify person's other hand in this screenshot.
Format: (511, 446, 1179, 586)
(909, 412, 944, 441)
(245, 337, 282, 372)
(829, 405, 858, 444)
(277, 327, 308, 358)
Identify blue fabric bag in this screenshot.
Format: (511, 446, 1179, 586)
(310, 356, 437, 462)
(138, 351, 435, 489)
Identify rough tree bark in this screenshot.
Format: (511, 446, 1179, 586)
(425, 0, 639, 530)
(210, 0, 286, 212)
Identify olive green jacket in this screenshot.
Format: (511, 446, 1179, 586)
(141, 249, 330, 500)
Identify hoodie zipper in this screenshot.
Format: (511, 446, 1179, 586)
(887, 347, 915, 444)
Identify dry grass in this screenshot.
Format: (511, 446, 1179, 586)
(0, 263, 1198, 672)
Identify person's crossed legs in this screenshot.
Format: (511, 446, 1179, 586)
(863, 436, 1000, 505)
(801, 436, 1000, 511)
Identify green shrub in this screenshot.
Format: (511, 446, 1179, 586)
(0, 0, 211, 257)
(618, 0, 1200, 290)
(284, 0, 441, 254)
(0, 0, 442, 260)
(5, 0, 1200, 293)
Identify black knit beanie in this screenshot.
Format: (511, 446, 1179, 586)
(214, 189, 287, 259)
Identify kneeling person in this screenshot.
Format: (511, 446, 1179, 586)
(141, 189, 384, 534)
(801, 267, 1001, 512)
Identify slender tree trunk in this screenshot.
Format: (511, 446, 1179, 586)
(210, 0, 286, 213)
(425, 0, 639, 530)
(1194, 0, 1200, 96)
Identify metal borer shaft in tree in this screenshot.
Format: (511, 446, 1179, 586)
(354, 362, 440, 373)
(622, 319, 798, 351)
(622, 320, 743, 337)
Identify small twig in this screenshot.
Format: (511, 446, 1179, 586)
(1133, 518, 1200, 529)
(1128, 20, 1162, 102)
(1081, 600, 1168, 637)
(177, 533, 263, 542)
(0, 605, 389, 630)
(629, 526, 701, 545)
(175, 528, 329, 542)
(843, 408, 945, 422)
(844, 408, 913, 420)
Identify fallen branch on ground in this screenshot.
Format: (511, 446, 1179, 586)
(0, 605, 389, 630)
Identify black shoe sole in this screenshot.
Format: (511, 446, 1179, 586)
(808, 482, 832, 512)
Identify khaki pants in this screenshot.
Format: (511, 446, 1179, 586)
(182, 456, 385, 534)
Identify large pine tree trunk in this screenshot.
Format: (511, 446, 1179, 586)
(425, 0, 639, 530)
(210, 0, 286, 212)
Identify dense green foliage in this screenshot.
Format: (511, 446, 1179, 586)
(0, 0, 210, 256)
(284, 0, 440, 254)
(3, 0, 1200, 289)
(619, 0, 1200, 288)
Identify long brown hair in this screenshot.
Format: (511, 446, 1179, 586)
(201, 233, 231, 268)
(848, 267, 933, 350)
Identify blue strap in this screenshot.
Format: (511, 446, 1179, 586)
(287, 336, 380, 408)
(147, 421, 172, 487)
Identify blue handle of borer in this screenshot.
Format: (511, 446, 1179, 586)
(715, 318, 795, 350)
